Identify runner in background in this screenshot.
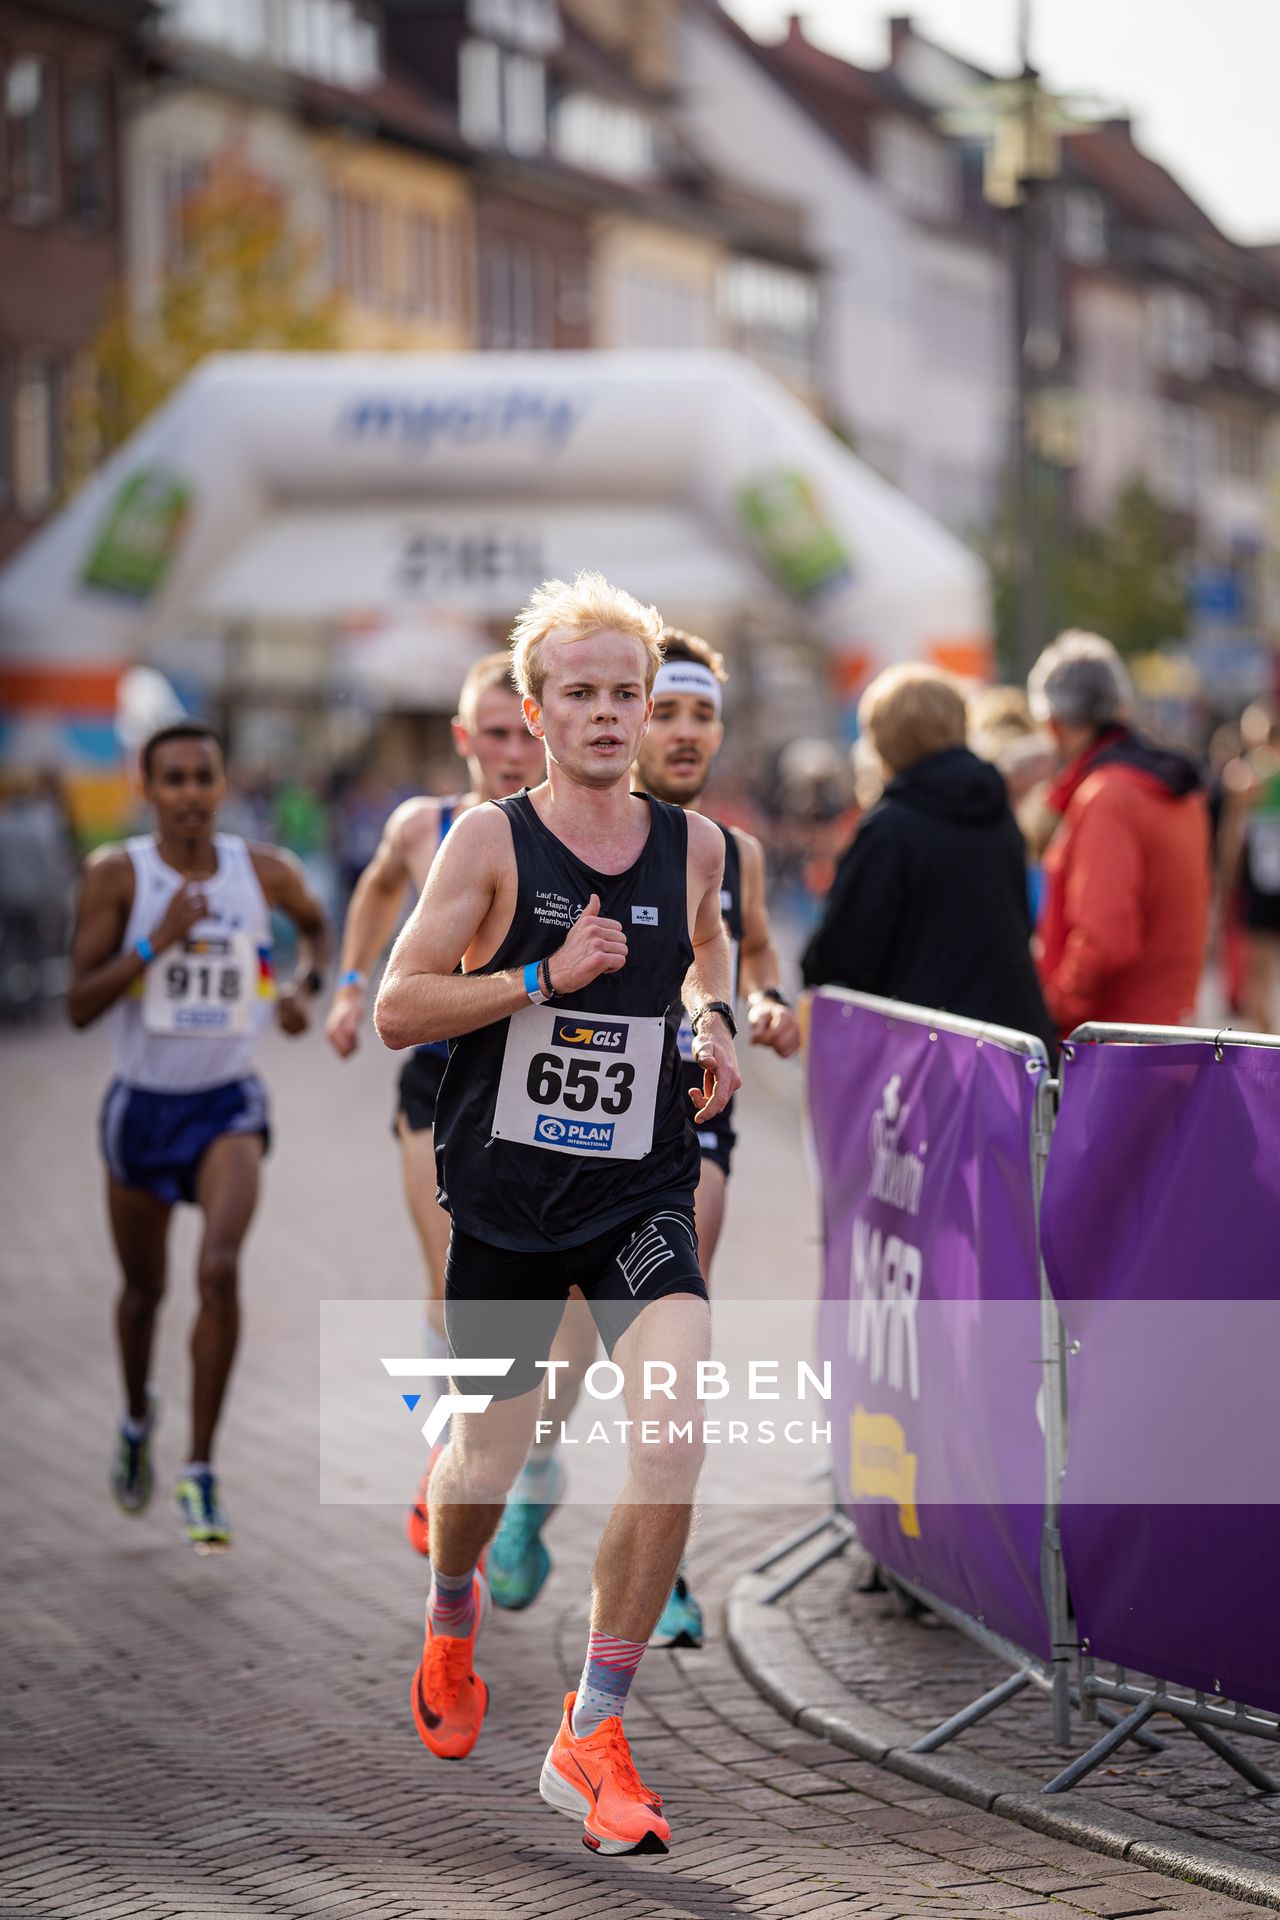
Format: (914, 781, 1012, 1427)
(487, 630, 800, 1644)
(324, 653, 546, 1551)
(67, 722, 330, 1550)
(1218, 702, 1280, 1031)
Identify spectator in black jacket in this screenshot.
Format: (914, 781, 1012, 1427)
(801, 665, 1056, 1055)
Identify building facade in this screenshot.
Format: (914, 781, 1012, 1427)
(0, 0, 147, 564)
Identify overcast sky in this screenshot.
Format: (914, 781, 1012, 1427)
(723, 0, 1280, 247)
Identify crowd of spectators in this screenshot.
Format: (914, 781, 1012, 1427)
(3, 632, 1277, 1034)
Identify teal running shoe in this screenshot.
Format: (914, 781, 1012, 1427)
(488, 1458, 564, 1611)
(110, 1393, 157, 1515)
(175, 1468, 231, 1550)
(650, 1575, 703, 1650)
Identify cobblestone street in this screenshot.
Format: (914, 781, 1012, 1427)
(0, 1021, 1270, 1919)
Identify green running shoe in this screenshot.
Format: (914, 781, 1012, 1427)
(650, 1575, 703, 1650)
(488, 1458, 563, 1611)
(110, 1393, 157, 1515)
(175, 1468, 231, 1550)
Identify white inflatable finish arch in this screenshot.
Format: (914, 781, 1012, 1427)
(0, 350, 991, 692)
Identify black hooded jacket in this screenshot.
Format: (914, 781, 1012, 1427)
(801, 745, 1056, 1055)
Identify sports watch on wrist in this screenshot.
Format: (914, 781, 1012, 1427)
(691, 999, 737, 1040)
(749, 985, 792, 1009)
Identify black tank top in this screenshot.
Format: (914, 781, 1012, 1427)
(718, 821, 744, 952)
(434, 789, 700, 1251)
(679, 821, 742, 1120)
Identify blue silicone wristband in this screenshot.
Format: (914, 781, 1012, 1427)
(523, 960, 543, 1002)
(135, 936, 155, 967)
(338, 968, 365, 988)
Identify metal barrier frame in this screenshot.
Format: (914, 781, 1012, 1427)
(799, 989, 1074, 1749)
(1043, 1021, 1280, 1795)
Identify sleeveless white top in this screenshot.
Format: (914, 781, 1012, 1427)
(111, 834, 273, 1092)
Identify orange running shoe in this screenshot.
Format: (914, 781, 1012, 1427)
(539, 1692, 670, 1855)
(410, 1572, 490, 1761)
(405, 1442, 443, 1557)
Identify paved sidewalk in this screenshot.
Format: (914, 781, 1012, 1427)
(785, 1544, 1280, 1874)
(0, 1021, 1269, 1919)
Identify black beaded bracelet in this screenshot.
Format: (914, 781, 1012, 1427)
(540, 956, 556, 999)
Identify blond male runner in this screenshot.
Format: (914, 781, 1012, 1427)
(375, 573, 740, 1856)
(488, 629, 802, 1631)
(325, 652, 545, 1550)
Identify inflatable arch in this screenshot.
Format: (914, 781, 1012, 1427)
(0, 351, 991, 811)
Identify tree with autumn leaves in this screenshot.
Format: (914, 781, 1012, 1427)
(79, 145, 338, 465)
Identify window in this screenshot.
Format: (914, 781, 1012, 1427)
(1151, 402, 1206, 511)
(459, 38, 545, 155)
(1215, 414, 1263, 481)
(460, 39, 503, 146)
(1246, 316, 1280, 389)
(167, 0, 268, 59)
(553, 94, 656, 181)
(68, 77, 110, 224)
(403, 212, 438, 320)
(161, 157, 206, 268)
(7, 55, 59, 221)
(13, 354, 62, 516)
(504, 53, 546, 157)
(467, 0, 560, 55)
(479, 237, 553, 347)
(718, 260, 819, 385)
(1148, 286, 1211, 378)
(163, 0, 381, 87)
(876, 118, 956, 223)
(616, 270, 712, 350)
(1062, 191, 1106, 265)
(327, 191, 387, 304)
(480, 239, 512, 347)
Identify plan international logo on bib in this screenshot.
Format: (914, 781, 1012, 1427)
(534, 1116, 615, 1151)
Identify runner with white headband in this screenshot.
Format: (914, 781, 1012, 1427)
(486, 628, 801, 1647)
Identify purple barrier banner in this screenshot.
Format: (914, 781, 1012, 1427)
(809, 992, 1051, 1659)
(1042, 1040, 1280, 1715)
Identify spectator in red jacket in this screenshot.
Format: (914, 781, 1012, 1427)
(1028, 632, 1210, 1036)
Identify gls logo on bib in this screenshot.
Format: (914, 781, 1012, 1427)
(554, 1018, 628, 1051)
(534, 1116, 616, 1151)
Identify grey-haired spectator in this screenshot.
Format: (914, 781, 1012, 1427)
(1029, 630, 1209, 1036)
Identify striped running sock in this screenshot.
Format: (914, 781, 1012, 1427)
(571, 1629, 647, 1736)
(428, 1565, 478, 1639)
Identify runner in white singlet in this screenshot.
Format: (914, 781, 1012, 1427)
(67, 723, 330, 1550)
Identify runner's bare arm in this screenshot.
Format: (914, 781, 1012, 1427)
(67, 848, 207, 1028)
(325, 799, 437, 1058)
(375, 807, 525, 1048)
(376, 807, 628, 1049)
(734, 829, 801, 1059)
(250, 846, 332, 1037)
(682, 814, 741, 1123)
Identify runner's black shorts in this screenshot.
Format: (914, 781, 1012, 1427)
(394, 1046, 448, 1136)
(1243, 885, 1280, 934)
(682, 1064, 736, 1178)
(446, 1205, 707, 1399)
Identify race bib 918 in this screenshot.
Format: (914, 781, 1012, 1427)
(491, 1002, 665, 1159)
(142, 930, 259, 1036)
